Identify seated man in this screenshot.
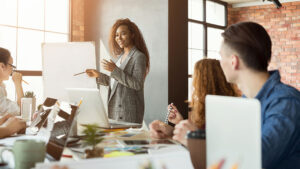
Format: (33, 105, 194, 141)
(220, 21, 300, 169)
(0, 114, 26, 138)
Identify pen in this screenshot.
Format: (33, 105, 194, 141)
(73, 72, 86, 76)
(78, 98, 83, 107)
(22, 80, 29, 85)
(165, 103, 173, 124)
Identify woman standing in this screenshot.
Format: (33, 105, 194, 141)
(86, 18, 149, 124)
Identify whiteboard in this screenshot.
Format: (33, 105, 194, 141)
(42, 42, 97, 101)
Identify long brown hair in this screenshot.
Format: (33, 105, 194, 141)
(190, 59, 240, 129)
(109, 18, 150, 75)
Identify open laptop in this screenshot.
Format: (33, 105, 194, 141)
(44, 102, 79, 161)
(0, 98, 78, 163)
(66, 88, 142, 129)
(27, 97, 58, 134)
(205, 95, 261, 169)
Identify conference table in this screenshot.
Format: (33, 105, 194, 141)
(35, 129, 194, 169)
(0, 128, 194, 169)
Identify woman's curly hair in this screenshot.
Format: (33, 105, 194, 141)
(109, 18, 150, 76)
(190, 59, 241, 129)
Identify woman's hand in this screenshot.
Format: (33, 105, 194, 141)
(149, 120, 174, 139)
(167, 103, 183, 125)
(12, 72, 22, 85)
(2, 116, 26, 135)
(85, 69, 100, 78)
(51, 165, 69, 169)
(0, 114, 13, 125)
(101, 59, 117, 72)
(172, 120, 198, 146)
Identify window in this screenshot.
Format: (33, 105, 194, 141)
(188, 0, 227, 100)
(0, 0, 69, 105)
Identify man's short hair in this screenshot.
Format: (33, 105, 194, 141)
(222, 22, 271, 72)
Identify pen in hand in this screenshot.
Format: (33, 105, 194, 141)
(165, 103, 174, 124)
(22, 80, 29, 85)
(73, 72, 86, 76)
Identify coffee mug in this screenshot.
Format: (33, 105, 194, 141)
(0, 161, 9, 169)
(0, 140, 46, 169)
(187, 129, 206, 169)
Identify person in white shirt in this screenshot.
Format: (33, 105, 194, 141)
(0, 47, 24, 115)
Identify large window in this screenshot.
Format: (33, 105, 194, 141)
(188, 0, 227, 99)
(0, 0, 69, 105)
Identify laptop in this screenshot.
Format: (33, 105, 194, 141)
(0, 98, 79, 162)
(205, 95, 261, 169)
(66, 88, 142, 129)
(43, 101, 79, 161)
(27, 97, 58, 134)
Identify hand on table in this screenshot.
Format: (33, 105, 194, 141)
(51, 165, 69, 169)
(0, 114, 13, 125)
(2, 116, 26, 135)
(173, 120, 198, 146)
(149, 120, 174, 139)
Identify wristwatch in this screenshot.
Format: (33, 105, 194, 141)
(96, 77, 101, 84)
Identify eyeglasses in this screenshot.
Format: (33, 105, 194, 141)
(7, 63, 16, 71)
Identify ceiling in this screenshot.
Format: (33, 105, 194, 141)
(222, 0, 261, 4)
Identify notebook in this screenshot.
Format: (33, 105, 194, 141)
(206, 95, 261, 169)
(66, 88, 142, 129)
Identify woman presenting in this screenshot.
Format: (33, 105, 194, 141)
(86, 18, 150, 124)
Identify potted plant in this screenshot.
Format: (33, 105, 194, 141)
(81, 124, 104, 158)
(21, 91, 36, 121)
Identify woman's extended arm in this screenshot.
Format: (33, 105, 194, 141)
(110, 54, 146, 91)
(86, 69, 110, 86)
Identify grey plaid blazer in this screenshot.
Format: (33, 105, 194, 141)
(96, 47, 146, 123)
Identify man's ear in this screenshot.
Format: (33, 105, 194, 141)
(0, 63, 5, 72)
(231, 54, 239, 70)
(0, 63, 5, 68)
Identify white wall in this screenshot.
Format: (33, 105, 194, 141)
(96, 0, 168, 124)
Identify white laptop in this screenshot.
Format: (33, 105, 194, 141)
(205, 95, 261, 169)
(66, 88, 142, 129)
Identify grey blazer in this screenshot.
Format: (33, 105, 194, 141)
(96, 47, 146, 123)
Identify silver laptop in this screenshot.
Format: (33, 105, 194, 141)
(206, 95, 261, 169)
(66, 88, 142, 129)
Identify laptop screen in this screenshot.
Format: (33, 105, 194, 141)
(28, 98, 58, 134)
(45, 102, 78, 161)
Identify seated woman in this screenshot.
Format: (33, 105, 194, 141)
(0, 114, 26, 138)
(0, 47, 24, 115)
(149, 59, 240, 146)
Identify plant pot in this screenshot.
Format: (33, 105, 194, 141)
(21, 97, 36, 121)
(85, 147, 104, 158)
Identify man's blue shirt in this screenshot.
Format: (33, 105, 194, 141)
(254, 70, 300, 169)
